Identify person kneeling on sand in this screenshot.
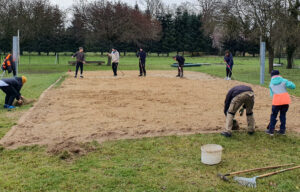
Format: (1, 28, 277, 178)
(0, 76, 27, 110)
(222, 85, 255, 137)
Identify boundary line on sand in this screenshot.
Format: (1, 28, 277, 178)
(0, 75, 65, 144)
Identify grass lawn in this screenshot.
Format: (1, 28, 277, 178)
(0, 55, 299, 191)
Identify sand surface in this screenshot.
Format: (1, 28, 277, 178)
(1, 71, 299, 149)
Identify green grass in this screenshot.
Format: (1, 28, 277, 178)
(0, 55, 299, 191)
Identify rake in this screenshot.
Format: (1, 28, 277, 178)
(217, 163, 294, 181)
(234, 165, 300, 188)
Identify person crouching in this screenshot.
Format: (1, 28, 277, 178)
(222, 85, 255, 137)
(0, 76, 27, 110)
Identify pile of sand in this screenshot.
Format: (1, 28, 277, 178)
(1, 71, 299, 150)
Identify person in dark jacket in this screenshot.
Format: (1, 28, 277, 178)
(222, 85, 255, 137)
(2, 53, 17, 76)
(72, 47, 86, 78)
(224, 50, 234, 80)
(137, 48, 147, 76)
(0, 76, 27, 109)
(173, 55, 185, 78)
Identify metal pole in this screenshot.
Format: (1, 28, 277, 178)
(18, 30, 20, 66)
(13, 36, 19, 76)
(260, 42, 266, 85)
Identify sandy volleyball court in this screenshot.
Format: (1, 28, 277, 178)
(1, 71, 299, 149)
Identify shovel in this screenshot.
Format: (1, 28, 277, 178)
(234, 165, 300, 188)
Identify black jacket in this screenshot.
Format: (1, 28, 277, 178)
(176, 56, 185, 66)
(224, 85, 253, 115)
(73, 52, 85, 63)
(137, 51, 147, 62)
(2, 77, 23, 100)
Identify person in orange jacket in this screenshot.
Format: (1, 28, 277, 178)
(2, 53, 16, 76)
(266, 70, 296, 136)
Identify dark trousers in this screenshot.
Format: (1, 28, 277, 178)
(112, 62, 118, 76)
(1, 86, 17, 106)
(75, 62, 83, 76)
(139, 60, 146, 75)
(226, 65, 233, 77)
(178, 65, 184, 77)
(269, 105, 289, 133)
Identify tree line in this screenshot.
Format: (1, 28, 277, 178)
(0, 0, 299, 70)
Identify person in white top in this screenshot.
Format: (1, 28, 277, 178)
(109, 48, 120, 76)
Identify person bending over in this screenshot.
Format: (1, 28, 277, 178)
(173, 55, 185, 78)
(0, 76, 27, 110)
(222, 85, 255, 137)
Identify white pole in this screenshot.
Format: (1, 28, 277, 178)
(13, 36, 18, 76)
(18, 30, 20, 67)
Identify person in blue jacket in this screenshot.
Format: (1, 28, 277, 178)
(224, 50, 234, 80)
(266, 70, 296, 136)
(137, 48, 147, 77)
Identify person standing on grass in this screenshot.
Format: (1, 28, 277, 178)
(266, 70, 296, 136)
(109, 48, 120, 76)
(224, 50, 234, 80)
(137, 48, 147, 77)
(221, 85, 255, 137)
(72, 47, 85, 78)
(0, 76, 27, 110)
(2, 53, 17, 77)
(173, 55, 185, 78)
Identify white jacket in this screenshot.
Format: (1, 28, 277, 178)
(111, 51, 120, 63)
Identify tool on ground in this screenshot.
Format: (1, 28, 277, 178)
(217, 163, 294, 181)
(234, 165, 300, 188)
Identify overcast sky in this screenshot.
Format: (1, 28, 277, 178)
(49, 0, 199, 9)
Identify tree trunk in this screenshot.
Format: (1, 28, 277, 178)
(243, 52, 246, 57)
(107, 55, 111, 66)
(124, 51, 126, 56)
(167, 52, 169, 57)
(268, 46, 274, 73)
(252, 53, 255, 57)
(286, 45, 296, 69)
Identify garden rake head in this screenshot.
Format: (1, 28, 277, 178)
(234, 165, 300, 188)
(234, 176, 258, 188)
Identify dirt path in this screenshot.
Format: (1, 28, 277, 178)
(1, 71, 299, 149)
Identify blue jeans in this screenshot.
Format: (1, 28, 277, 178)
(269, 105, 289, 133)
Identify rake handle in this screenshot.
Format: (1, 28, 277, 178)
(229, 163, 294, 176)
(257, 165, 300, 178)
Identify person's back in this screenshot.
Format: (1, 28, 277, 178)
(267, 70, 296, 136)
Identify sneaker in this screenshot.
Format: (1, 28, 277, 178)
(265, 130, 274, 136)
(176, 75, 180, 77)
(8, 106, 16, 110)
(221, 132, 232, 137)
(248, 131, 255, 135)
(3, 104, 9, 109)
(139, 74, 143, 77)
(228, 77, 231, 80)
(74, 75, 77, 78)
(275, 130, 286, 135)
(224, 77, 228, 80)
(80, 75, 84, 78)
